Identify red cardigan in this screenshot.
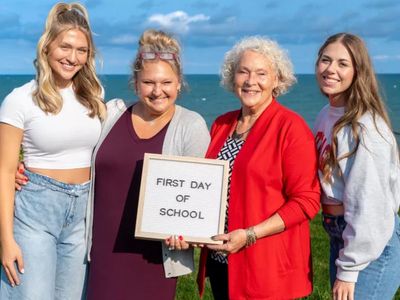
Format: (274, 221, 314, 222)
(197, 100, 320, 299)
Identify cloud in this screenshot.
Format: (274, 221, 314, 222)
(374, 55, 390, 60)
(84, 1, 400, 52)
(0, 12, 20, 37)
(365, 0, 400, 9)
(90, 16, 144, 48)
(373, 54, 400, 61)
(110, 34, 137, 46)
(345, 8, 400, 41)
(147, 11, 210, 34)
(0, 13, 42, 45)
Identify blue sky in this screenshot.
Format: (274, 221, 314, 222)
(1, 0, 399, 74)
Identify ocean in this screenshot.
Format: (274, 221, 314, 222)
(1, 74, 399, 137)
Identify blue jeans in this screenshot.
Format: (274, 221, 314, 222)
(323, 213, 400, 300)
(0, 170, 90, 300)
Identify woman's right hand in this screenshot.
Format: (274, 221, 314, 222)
(332, 279, 355, 300)
(15, 163, 27, 191)
(1, 238, 24, 287)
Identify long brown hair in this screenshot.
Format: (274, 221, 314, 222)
(34, 2, 106, 120)
(316, 33, 392, 181)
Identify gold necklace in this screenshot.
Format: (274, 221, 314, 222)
(232, 124, 252, 140)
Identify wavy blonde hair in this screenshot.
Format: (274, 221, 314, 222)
(130, 29, 185, 91)
(220, 36, 296, 97)
(317, 33, 392, 182)
(34, 2, 106, 120)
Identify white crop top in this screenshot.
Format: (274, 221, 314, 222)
(0, 80, 102, 169)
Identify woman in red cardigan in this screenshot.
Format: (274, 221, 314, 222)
(197, 36, 321, 299)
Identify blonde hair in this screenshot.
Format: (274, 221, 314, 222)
(34, 2, 106, 120)
(220, 36, 296, 97)
(316, 33, 392, 182)
(130, 29, 185, 90)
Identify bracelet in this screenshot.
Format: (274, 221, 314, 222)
(245, 226, 257, 247)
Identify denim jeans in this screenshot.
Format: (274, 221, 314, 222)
(323, 213, 400, 300)
(0, 170, 90, 300)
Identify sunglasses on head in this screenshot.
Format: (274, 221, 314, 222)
(139, 52, 177, 61)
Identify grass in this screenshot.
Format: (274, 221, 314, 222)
(175, 213, 400, 300)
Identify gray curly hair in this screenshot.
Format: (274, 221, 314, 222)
(220, 36, 296, 97)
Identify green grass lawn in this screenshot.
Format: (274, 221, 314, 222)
(175, 213, 400, 299)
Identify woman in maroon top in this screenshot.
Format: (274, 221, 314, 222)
(84, 30, 209, 299)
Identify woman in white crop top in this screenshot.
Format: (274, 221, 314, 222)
(314, 33, 400, 300)
(0, 3, 105, 299)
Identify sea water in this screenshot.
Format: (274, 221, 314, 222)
(1, 74, 399, 136)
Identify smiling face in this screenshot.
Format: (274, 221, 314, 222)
(234, 50, 278, 114)
(136, 60, 181, 116)
(47, 28, 89, 89)
(316, 41, 355, 106)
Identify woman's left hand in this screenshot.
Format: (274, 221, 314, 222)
(206, 229, 247, 255)
(332, 279, 355, 300)
(164, 235, 190, 251)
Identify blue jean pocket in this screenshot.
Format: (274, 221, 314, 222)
(14, 182, 59, 231)
(20, 180, 48, 193)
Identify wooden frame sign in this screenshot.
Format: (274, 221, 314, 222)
(135, 153, 229, 244)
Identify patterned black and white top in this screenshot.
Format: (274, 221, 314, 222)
(210, 136, 245, 264)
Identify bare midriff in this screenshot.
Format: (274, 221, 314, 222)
(27, 167, 91, 184)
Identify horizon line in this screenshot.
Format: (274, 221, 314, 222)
(1, 73, 399, 76)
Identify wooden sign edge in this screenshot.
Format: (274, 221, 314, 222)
(134, 153, 229, 245)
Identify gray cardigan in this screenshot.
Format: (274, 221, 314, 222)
(85, 99, 210, 278)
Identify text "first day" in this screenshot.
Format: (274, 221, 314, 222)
(156, 178, 212, 190)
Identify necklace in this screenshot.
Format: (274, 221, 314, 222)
(232, 125, 252, 140)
